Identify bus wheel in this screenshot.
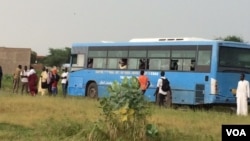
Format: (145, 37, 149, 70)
(87, 83, 98, 98)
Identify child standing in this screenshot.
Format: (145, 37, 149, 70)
(51, 69, 60, 96)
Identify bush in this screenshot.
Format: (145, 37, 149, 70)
(96, 76, 151, 141)
(1, 74, 13, 91)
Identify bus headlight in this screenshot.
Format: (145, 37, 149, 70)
(211, 78, 217, 94)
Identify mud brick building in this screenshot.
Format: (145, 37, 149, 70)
(0, 47, 31, 75)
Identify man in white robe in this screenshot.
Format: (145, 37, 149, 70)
(236, 73, 250, 116)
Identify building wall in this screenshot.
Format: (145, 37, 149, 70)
(0, 47, 31, 75)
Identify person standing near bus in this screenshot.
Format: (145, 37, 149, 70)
(20, 65, 29, 94)
(61, 67, 68, 97)
(154, 71, 171, 107)
(28, 67, 38, 96)
(39, 66, 48, 96)
(51, 68, 60, 96)
(13, 65, 22, 94)
(46, 68, 53, 96)
(138, 70, 150, 95)
(236, 73, 250, 116)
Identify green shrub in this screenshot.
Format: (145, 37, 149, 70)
(97, 76, 152, 141)
(1, 74, 13, 91)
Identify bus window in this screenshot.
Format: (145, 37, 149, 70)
(171, 59, 196, 71)
(219, 47, 250, 68)
(139, 58, 147, 69)
(190, 59, 195, 71)
(196, 50, 211, 72)
(93, 58, 106, 69)
(89, 50, 107, 58)
(146, 59, 149, 69)
(108, 50, 128, 58)
(71, 54, 77, 65)
(238, 54, 250, 68)
(72, 54, 84, 67)
(128, 58, 138, 69)
(197, 50, 211, 66)
(170, 60, 178, 70)
(148, 50, 170, 70)
(118, 58, 127, 69)
(149, 59, 169, 70)
(127, 58, 147, 70)
(183, 59, 195, 71)
(172, 50, 196, 58)
(107, 50, 128, 69)
(149, 59, 159, 70)
(129, 50, 146, 58)
(148, 50, 170, 57)
(128, 50, 146, 69)
(107, 58, 119, 69)
(171, 50, 196, 71)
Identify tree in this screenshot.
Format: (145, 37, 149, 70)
(215, 35, 244, 42)
(30, 51, 37, 64)
(43, 47, 71, 67)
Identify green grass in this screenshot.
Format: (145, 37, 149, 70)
(0, 90, 250, 141)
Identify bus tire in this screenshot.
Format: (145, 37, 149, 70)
(87, 82, 98, 98)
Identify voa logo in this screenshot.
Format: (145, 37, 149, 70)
(226, 129, 246, 136)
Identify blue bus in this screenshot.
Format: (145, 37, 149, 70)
(68, 37, 250, 106)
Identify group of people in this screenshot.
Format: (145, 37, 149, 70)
(11, 64, 69, 97)
(39, 66, 60, 96)
(138, 70, 172, 108)
(138, 70, 250, 116)
(12, 65, 37, 96)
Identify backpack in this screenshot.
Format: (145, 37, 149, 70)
(161, 78, 170, 92)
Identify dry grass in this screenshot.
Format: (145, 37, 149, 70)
(0, 93, 101, 127)
(1, 91, 250, 141)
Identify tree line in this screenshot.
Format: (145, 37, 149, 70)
(31, 47, 71, 68)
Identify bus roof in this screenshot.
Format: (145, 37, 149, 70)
(129, 37, 210, 42)
(72, 38, 250, 48)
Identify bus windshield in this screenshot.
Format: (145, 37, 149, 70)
(219, 46, 250, 72)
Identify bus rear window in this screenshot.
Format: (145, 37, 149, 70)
(219, 47, 250, 68)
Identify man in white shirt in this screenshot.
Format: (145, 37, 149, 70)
(20, 65, 29, 94)
(61, 68, 69, 97)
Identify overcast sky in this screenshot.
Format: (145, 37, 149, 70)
(0, 0, 249, 55)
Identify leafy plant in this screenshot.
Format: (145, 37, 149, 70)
(99, 76, 151, 141)
(146, 124, 159, 137)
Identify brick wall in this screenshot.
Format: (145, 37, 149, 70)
(0, 47, 31, 75)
